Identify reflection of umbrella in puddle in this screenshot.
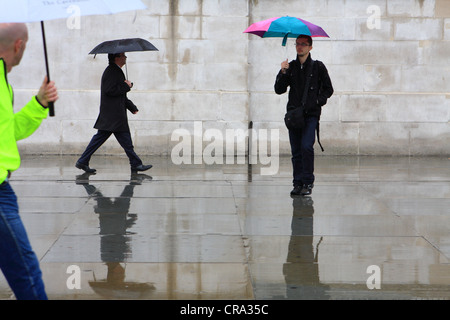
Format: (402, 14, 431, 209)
(75, 173, 155, 298)
(89, 262, 155, 299)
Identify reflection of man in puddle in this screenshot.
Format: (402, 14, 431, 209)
(75, 173, 150, 262)
(75, 173, 154, 298)
(283, 196, 328, 299)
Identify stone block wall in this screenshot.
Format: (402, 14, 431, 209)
(9, 0, 450, 156)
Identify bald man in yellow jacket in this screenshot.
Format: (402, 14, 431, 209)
(0, 23, 58, 300)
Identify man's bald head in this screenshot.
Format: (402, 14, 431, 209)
(0, 23, 28, 48)
(0, 23, 29, 72)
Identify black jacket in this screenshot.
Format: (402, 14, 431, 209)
(94, 63, 138, 132)
(274, 54, 333, 118)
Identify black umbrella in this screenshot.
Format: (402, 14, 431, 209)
(89, 38, 158, 56)
(89, 38, 158, 80)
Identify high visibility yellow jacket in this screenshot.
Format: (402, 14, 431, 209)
(0, 58, 48, 184)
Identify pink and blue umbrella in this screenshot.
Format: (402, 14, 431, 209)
(244, 16, 329, 46)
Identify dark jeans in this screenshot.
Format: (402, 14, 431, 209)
(288, 116, 318, 187)
(0, 182, 47, 300)
(77, 130, 143, 168)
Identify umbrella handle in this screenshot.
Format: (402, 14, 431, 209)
(285, 43, 289, 60)
(282, 34, 289, 47)
(47, 102, 55, 117)
(41, 21, 55, 117)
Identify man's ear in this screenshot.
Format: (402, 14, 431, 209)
(14, 39, 23, 54)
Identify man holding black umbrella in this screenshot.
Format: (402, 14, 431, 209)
(76, 52, 152, 174)
(0, 23, 58, 300)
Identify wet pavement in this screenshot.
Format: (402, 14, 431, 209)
(1, 155, 449, 300)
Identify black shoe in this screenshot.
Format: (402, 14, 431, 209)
(131, 164, 153, 172)
(76, 161, 96, 173)
(301, 184, 314, 196)
(290, 185, 302, 196)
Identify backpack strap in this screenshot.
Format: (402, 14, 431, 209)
(308, 60, 325, 152)
(295, 59, 325, 152)
(301, 59, 314, 107)
(316, 119, 324, 152)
